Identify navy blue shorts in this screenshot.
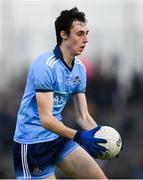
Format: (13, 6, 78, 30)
(13, 137, 78, 179)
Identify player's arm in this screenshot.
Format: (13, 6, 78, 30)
(36, 91, 77, 139)
(36, 91, 107, 158)
(73, 92, 97, 130)
(72, 92, 107, 157)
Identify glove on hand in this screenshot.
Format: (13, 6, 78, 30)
(73, 125, 107, 158)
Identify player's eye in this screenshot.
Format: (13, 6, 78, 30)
(77, 31, 84, 36)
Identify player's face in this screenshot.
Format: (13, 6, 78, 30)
(66, 21, 89, 56)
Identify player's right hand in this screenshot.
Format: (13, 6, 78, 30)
(73, 125, 107, 158)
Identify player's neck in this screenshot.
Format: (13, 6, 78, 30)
(59, 44, 74, 68)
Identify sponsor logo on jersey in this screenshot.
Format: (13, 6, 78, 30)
(54, 94, 66, 106)
(66, 78, 72, 85)
(53, 91, 68, 107)
(66, 76, 81, 85)
(73, 76, 81, 85)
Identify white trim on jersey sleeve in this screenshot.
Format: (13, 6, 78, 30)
(46, 55, 55, 66)
(50, 59, 60, 68)
(74, 57, 85, 68)
(46, 55, 60, 69)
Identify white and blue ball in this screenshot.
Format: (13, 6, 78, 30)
(94, 126, 122, 160)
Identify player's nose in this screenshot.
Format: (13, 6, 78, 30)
(83, 34, 88, 44)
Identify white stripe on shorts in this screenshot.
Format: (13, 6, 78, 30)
(21, 144, 31, 179)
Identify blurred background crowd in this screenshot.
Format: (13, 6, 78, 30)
(0, 0, 143, 178)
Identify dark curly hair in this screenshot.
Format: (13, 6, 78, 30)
(55, 7, 87, 45)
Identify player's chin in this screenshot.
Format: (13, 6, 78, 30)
(76, 51, 83, 56)
(74, 49, 84, 56)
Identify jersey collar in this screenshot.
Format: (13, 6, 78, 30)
(53, 45, 75, 72)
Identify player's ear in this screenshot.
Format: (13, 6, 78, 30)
(60, 31, 68, 40)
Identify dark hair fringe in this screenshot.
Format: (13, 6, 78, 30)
(55, 7, 87, 44)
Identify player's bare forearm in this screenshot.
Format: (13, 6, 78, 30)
(36, 92, 77, 139)
(40, 112, 77, 139)
(85, 111, 98, 129)
(73, 93, 97, 130)
(76, 111, 97, 130)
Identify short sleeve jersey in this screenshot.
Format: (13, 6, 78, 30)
(14, 45, 86, 144)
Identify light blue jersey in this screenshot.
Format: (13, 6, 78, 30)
(14, 45, 86, 144)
